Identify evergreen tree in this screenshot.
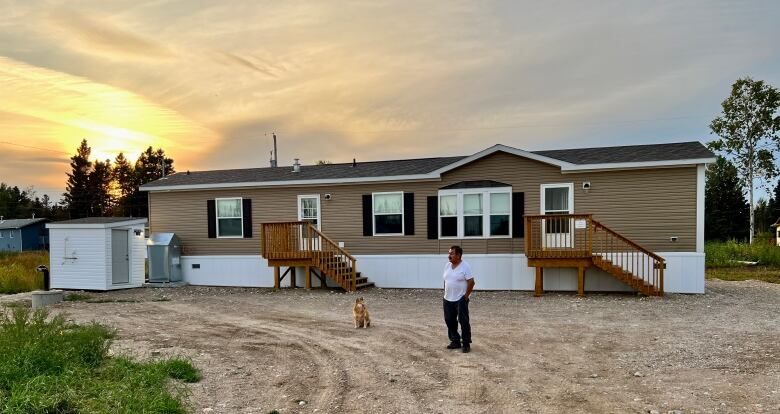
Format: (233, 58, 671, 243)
(63, 139, 93, 219)
(89, 159, 114, 216)
(705, 156, 750, 241)
(112, 152, 136, 216)
(132, 147, 175, 217)
(766, 180, 780, 225)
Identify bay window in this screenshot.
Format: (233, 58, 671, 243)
(439, 188, 511, 238)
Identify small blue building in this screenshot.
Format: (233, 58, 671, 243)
(0, 218, 50, 252)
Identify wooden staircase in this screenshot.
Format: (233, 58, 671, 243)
(261, 221, 374, 292)
(525, 214, 664, 296)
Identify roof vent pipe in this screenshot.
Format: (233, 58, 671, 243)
(293, 158, 301, 173)
(352, 158, 357, 167)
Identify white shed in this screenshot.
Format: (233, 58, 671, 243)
(46, 218, 148, 290)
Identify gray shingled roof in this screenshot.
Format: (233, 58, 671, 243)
(141, 156, 465, 189)
(51, 217, 145, 225)
(141, 141, 713, 189)
(0, 218, 49, 230)
(532, 141, 713, 165)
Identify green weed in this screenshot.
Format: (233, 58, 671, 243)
(0, 307, 200, 413)
(705, 237, 780, 267)
(0, 251, 48, 294)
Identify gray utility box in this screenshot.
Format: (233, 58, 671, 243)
(147, 233, 183, 282)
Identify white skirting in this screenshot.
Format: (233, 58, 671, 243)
(179, 252, 705, 294)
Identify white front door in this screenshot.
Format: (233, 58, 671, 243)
(541, 184, 574, 249)
(298, 195, 321, 249)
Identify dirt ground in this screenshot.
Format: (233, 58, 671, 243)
(8, 279, 780, 414)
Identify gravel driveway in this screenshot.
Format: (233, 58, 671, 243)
(7, 279, 779, 414)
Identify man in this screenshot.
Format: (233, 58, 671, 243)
(443, 245, 475, 353)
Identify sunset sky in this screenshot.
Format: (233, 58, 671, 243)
(1, 1, 779, 201)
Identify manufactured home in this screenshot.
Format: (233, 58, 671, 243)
(140, 141, 715, 295)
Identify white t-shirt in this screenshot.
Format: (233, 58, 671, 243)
(443, 260, 474, 302)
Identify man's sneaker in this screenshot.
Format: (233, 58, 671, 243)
(462, 345, 471, 353)
(446, 342, 461, 350)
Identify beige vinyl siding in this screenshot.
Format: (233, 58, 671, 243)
(148, 151, 697, 256)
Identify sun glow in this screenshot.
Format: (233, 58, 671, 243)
(0, 56, 216, 169)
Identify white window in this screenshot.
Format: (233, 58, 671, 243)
(438, 188, 512, 239)
(0, 231, 3, 238)
(216, 197, 243, 238)
(439, 194, 458, 237)
(489, 193, 511, 236)
(541, 183, 573, 216)
(9, 230, 13, 239)
(298, 195, 321, 230)
(373, 192, 404, 235)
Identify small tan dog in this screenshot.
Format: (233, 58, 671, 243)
(352, 297, 371, 328)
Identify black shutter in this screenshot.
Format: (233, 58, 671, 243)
(362, 195, 373, 236)
(242, 198, 252, 238)
(427, 196, 438, 239)
(512, 192, 524, 238)
(403, 193, 415, 235)
(207, 199, 216, 238)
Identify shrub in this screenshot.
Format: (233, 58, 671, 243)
(705, 238, 780, 267)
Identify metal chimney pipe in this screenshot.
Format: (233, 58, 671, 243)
(293, 158, 301, 173)
(273, 133, 278, 167)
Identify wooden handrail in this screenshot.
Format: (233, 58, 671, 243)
(524, 213, 664, 295)
(308, 224, 356, 261)
(261, 221, 358, 291)
(591, 219, 664, 262)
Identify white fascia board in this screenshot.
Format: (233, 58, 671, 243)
(47, 219, 148, 229)
(141, 174, 441, 192)
(560, 157, 716, 173)
(430, 144, 574, 175)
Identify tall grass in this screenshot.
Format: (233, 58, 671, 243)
(705, 236, 780, 267)
(0, 251, 48, 294)
(0, 307, 200, 413)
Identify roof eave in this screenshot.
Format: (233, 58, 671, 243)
(560, 157, 717, 173)
(46, 218, 148, 229)
(430, 144, 574, 175)
(140, 174, 441, 192)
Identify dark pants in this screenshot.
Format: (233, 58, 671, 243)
(443, 297, 471, 345)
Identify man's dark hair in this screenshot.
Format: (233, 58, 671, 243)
(450, 245, 463, 256)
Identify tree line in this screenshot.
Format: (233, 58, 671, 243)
(0, 139, 174, 221)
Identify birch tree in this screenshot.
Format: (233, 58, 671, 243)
(709, 77, 780, 243)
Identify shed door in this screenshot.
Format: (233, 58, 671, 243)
(111, 229, 130, 284)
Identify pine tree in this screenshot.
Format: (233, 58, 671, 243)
(132, 147, 175, 217)
(63, 140, 93, 219)
(705, 156, 750, 241)
(89, 159, 114, 216)
(113, 152, 136, 216)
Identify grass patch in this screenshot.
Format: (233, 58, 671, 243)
(0, 251, 48, 294)
(706, 266, 780, 284)
(705, 238, 780, 267)
(0, 307, 200, 413)
(64, 293, 93, 302)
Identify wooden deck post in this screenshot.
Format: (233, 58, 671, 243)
(534, 267, 544, 297)
(290, 267, 296, 288)
(304, 265, 311, 289)
(273, 266, 280, 289)
(577, 266, 585, 297)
